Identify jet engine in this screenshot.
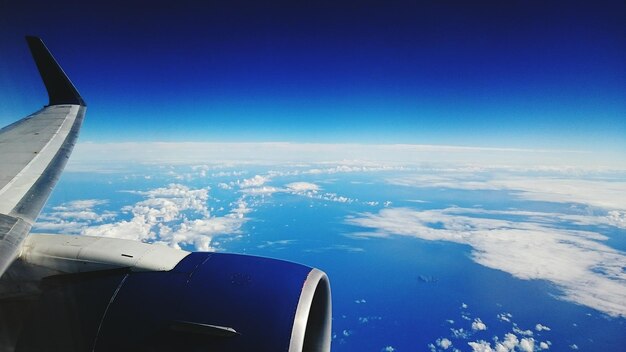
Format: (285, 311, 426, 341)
(1, 235, 331, 352)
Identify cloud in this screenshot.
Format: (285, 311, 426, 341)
(466, 334, 538, 352)
(163, 198, 250, 251)
(218, 182, 232, 189)
(285, 182, 320, 192)
(512, 326, 533, 337)
(238, 175, 269, 188)
(257, 240, 295, 249)
(427, 205, 626, 230)
(450, 328, 470, 339)
(43, 199, 116, 222)
(472, 318, 487, 331)
(433, 307, 552, 352)
(71, 142, 625, 171)
(467, 340, 493, 352)
(312, 244, 364, 253)
(240, 186, 280, 195)
(494, 178, 626, 212)
(358, 316, 382, 324)
(437, 338, 453, 350)
(237, 179, 360, 205)
(346, 207, 626, 317)
(388, 174, 626, 215)
(303, 165, 403, 175)
(96, 164, 369, 208)
(283, 182, 351, 203)
(381, 346, 395, 352)
(535, 324, 551, 332)
(209, 170, 247, 178)
(606, 210, 626, 228)
(519, 338, 535, 352)
(497, 313, 512, 323)
(36, 184, 248, 251)
(499, 333, 519, 351)
(463, 334, 550, 352)
(82, 216, 155, 241)
(33, 220, 89, 234)
(35, 199, 116, 234)
(52, 199, 108, 211)
(127, 183, 210, 216)
(163, 215, 245, 251)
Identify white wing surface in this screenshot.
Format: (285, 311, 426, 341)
(0, 37, 86, 277)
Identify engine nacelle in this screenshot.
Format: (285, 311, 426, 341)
(14, 252, 331, 352)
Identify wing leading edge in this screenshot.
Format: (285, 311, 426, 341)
(0, 37, 86, 277)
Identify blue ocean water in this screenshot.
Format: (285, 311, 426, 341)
(41, 165, 626, 351)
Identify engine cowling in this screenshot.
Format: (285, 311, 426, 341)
(14, 252, 331, 352)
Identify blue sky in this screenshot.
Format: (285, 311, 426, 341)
(1, 0, 624, 152)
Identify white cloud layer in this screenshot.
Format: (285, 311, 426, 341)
(35, 184, 248, 251)
(347, 207, 626, 317)
(237, 179, 363, 205)
(389, 174, 626, 214)
(70, 142, 626, 170)
(35, 199, 116, 234)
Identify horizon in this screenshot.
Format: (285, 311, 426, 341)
(67, 140, 626, 172)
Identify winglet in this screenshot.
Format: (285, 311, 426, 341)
(25, 36, 86, 106)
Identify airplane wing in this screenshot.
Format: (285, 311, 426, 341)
(0, 37, 331, 352)
(0, 36, 86, 277)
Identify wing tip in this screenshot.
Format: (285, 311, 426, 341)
(25, 35, 86, 107)
(25, 35, 42, 42)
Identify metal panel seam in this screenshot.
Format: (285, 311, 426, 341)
(90, 273, 129, 352)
